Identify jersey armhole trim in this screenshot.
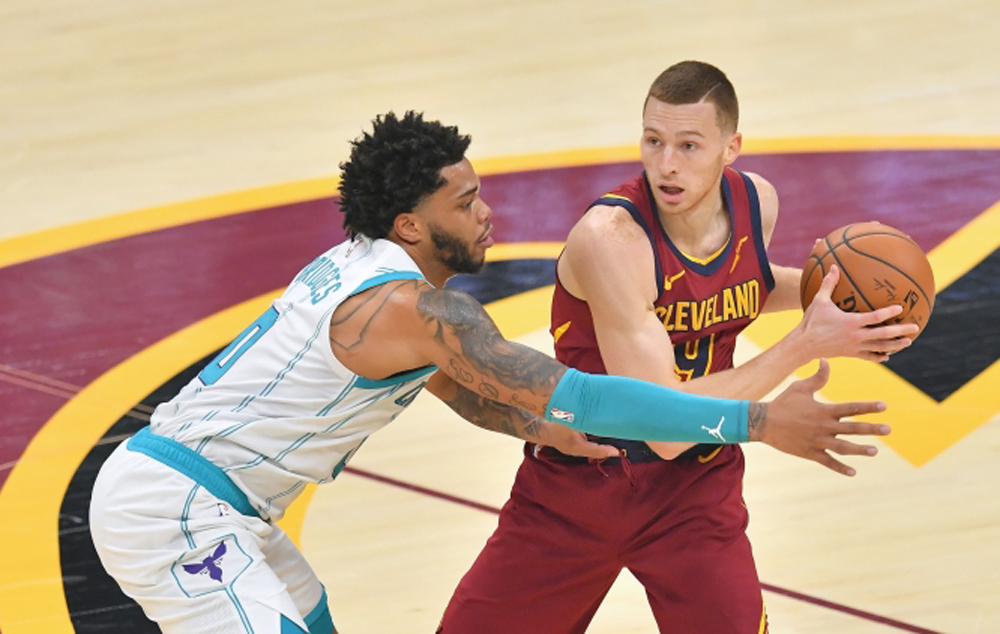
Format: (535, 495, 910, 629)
(322, 269, 431, 388)
(740, 172, 776, 292)
(355, 364, 437, 388)
(349, 270, 425, 296)
(590, 195, 664, 294)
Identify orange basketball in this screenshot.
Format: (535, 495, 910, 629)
(800, 221, 936, 338)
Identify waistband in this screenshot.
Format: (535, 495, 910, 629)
(532, 437, 665, 464)
(533, 438, 728, 465)
(127, 426, 260, 518)
(588, 437, 664, 462)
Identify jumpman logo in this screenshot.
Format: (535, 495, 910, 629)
(182, 541, 227, 583)
(701, 416, 726, 442)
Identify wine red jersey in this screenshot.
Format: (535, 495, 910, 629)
(441, 169, 775, 634)
(551, 169, 774, 381)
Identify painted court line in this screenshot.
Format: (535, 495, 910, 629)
(0, 365, 156, 416)
(759, 585, 940, 634)
(0, 368, 151, 473)
(343, 465, 941, 634)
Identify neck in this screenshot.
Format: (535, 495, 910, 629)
(386, 236, 450, 288)
(657, 185, 729, 258)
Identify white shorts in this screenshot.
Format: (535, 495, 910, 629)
(90, 437, 334, 633)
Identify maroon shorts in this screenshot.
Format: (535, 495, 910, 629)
(438, 443, 767, 634)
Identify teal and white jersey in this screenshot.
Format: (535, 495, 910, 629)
(149, 236, 436, 521)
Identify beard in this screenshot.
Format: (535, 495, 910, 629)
(429, 223, 486, 275)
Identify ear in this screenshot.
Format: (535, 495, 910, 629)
(392, 212, 422, 245)
(723, 132, 742, 166)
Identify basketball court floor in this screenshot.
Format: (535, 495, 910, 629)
(1, 1, 998, 632)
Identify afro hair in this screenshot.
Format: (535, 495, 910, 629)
(338, 111, 471, 239)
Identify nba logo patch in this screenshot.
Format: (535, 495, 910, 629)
(549, 408, 575, 423)
(171, 534, 252, 597)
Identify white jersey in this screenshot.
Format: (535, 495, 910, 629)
(150, 236, 436, 521)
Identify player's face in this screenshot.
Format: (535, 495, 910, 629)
(640, 97, 741, 216)
(417, 158, 494, 275)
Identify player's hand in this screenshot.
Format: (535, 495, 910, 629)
(796, 265, 919, 363)
(537, 422, 619, 460)
(749, 359, 890, 476)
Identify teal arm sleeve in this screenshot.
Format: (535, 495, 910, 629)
(544, 368, 750, 443)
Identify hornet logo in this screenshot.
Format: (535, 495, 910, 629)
(702, 416, 726, 442)
(182, 541, 227, 583)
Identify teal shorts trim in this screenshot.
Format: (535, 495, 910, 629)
(127, 426, 260, 518)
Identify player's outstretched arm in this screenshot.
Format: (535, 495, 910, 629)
(330, 279, 888, 457)
(405, 283, 748, 441)
(424, 371, 619, 460)
(412, 284, 888, 453)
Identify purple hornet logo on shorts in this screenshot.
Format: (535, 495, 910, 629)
(182, 541, 227, 583)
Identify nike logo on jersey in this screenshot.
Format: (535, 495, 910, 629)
(663, 270, 686, 292)
(553, 320, 572, 344)
(702, 416, 726, 442)
(697, 446, 723, 463)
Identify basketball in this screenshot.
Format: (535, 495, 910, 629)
(800, 221, 936, 338)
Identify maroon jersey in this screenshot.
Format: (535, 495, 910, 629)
(441, 168, 775, 634)
(552, 168, 774, 383)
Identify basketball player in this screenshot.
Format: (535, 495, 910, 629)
(90, 111, 890, 634)
(438, 63, 919, 633)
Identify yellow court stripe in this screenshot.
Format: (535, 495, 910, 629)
(0, 177, 338, 271)
(922, 199, 1000, 289)
(482, 285, 557, 341)
(3, 137, 1000, 271)
(485, 241, 563, 261)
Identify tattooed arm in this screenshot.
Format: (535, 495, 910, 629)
(329, 279, 563, 415)
(328, 280, 890, 475)
(424, 371, 618, 460)
(413, 285, 564, 416)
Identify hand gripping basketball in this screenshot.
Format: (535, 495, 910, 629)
(800, 221, 936, 337)
(795, 265, 920, 363)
